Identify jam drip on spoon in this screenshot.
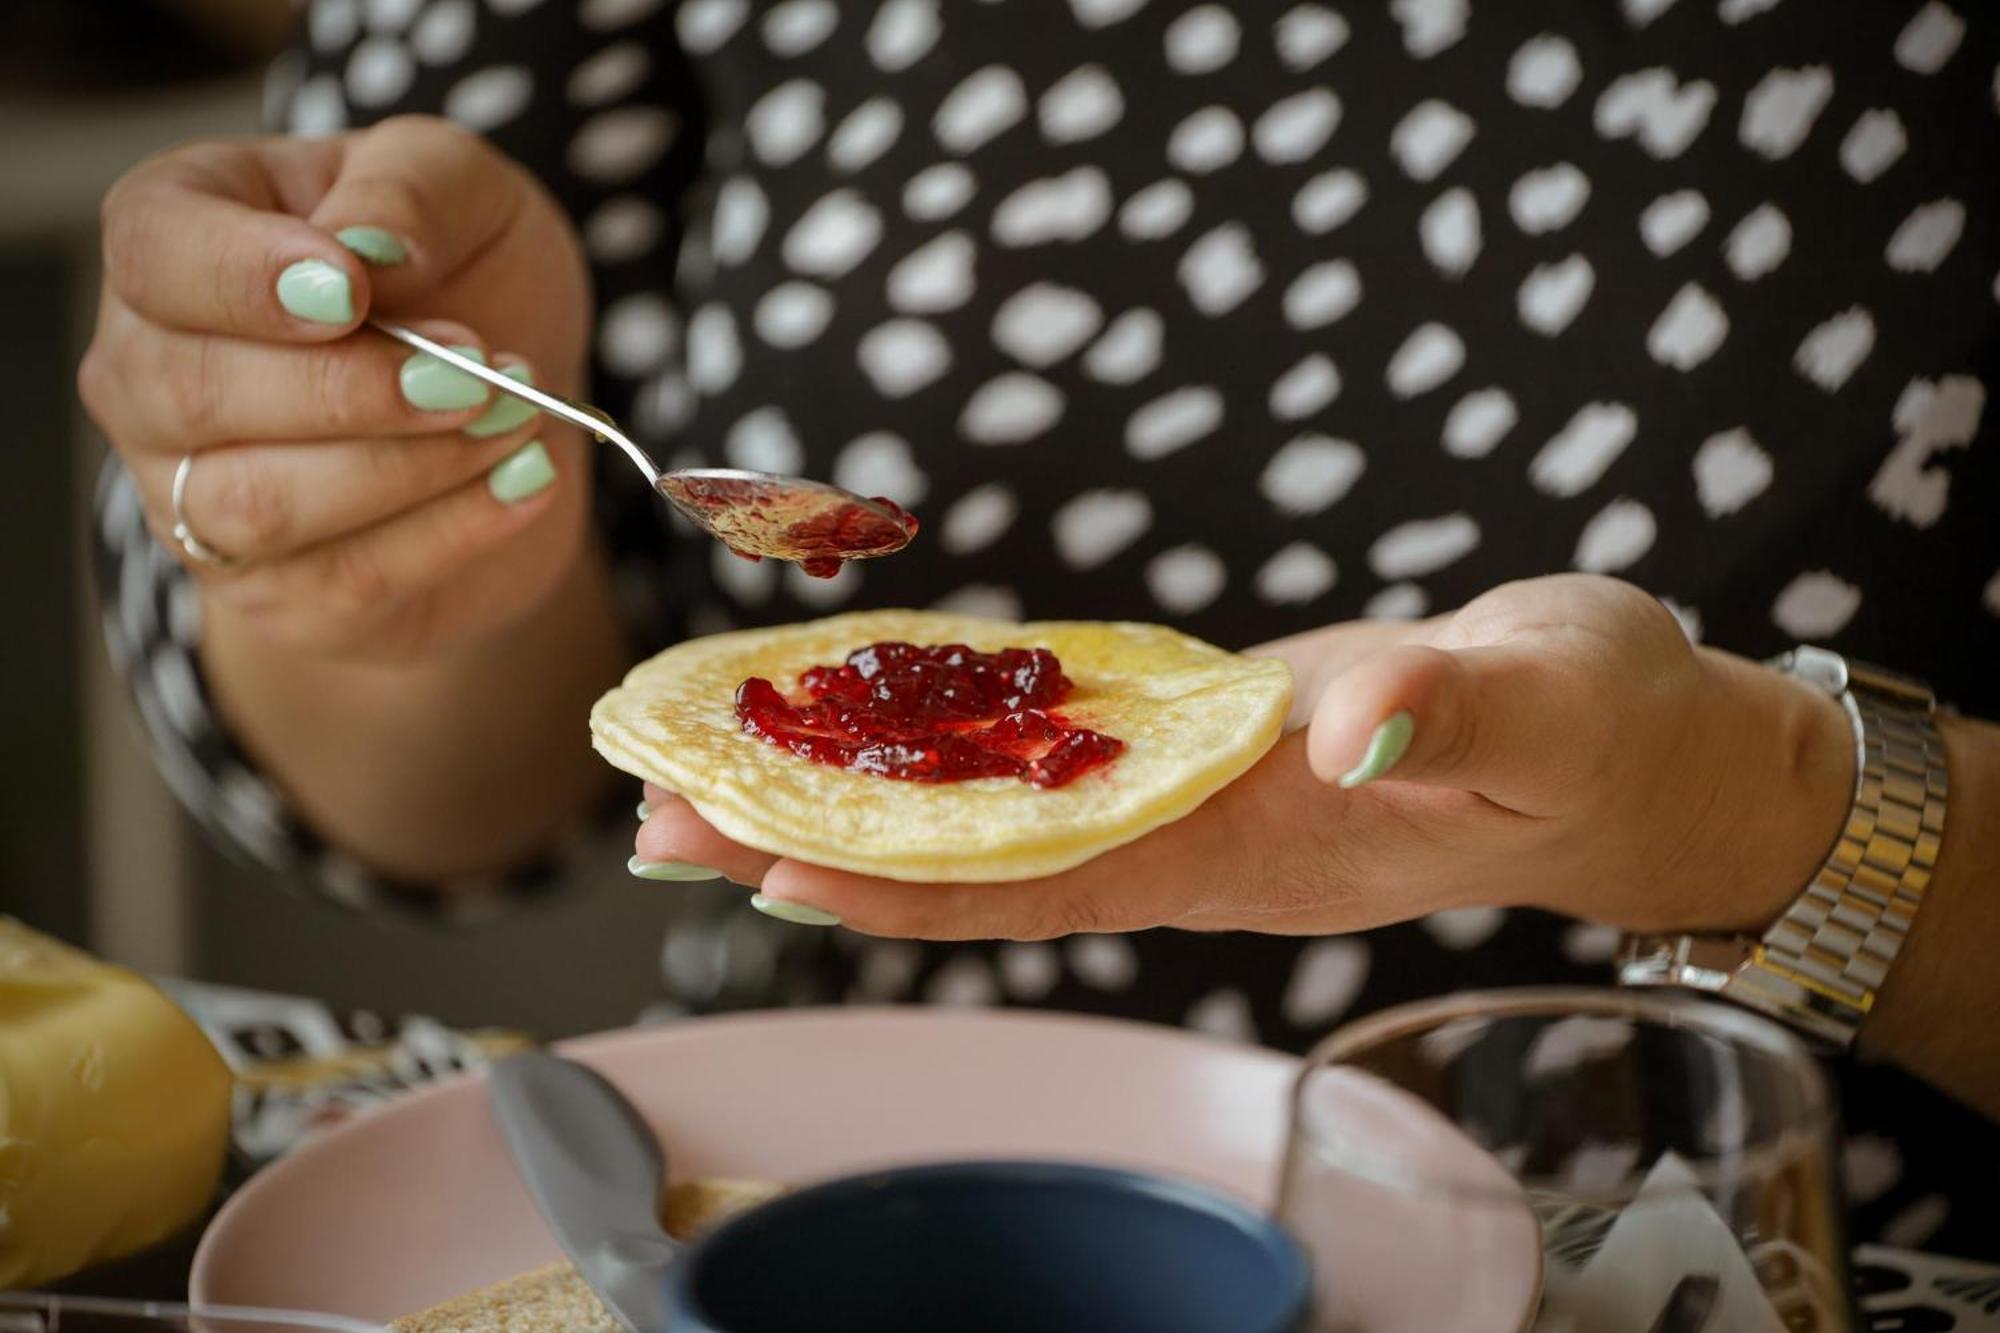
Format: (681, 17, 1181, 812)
(735, 641, 1125, 787)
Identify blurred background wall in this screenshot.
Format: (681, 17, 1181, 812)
(0, 0, 683, 1038)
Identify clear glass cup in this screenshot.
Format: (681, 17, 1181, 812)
(1277, 987, 1852, 1333)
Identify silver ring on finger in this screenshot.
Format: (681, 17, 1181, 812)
(170, 453, 243, 571)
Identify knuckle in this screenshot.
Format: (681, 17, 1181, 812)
(317, 540, 395, 618)
(211, 454, 295, 552)
(159, 337, 224, 441)
(1024, 894, 1107, 942)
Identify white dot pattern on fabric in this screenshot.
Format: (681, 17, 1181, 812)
(1385, 322, 1464, 397)
(1293, 169, 1368, 233)
(1639, 189, 1708, 256)
(1595, 68, 1716, 158)
(1167, 107, 1244, 175)
(1693, 428, 1774, 516)
(1842, 109, 1908, 183)
(1773, 570, 1863, 638)
(1518, 254, 1595, 336)
(1443, 388, 1518, 458)
(566, 41, 650, 106)
(960, 372, 1066, 444)
(569, 106, 679, 182)
(1282, 939, 1370, 1028)
(1257, 542, 1337, 604)
(939, 483, 1018, 554)
(1725, 203, 1791, 280)
(1261, 436, 1366, 516)
(934, 66, 1027, 153)
(1040, 65, 1124, 143)
(1510, 163, 1591, 234)
(1065, 934, 1139, 989)
(1180, 223, 1266, 316)
(1509, 34, 1582, 108)
(1120, 179, 1195, 240)
(992, 167, 1113, 246)
(904, 163, 976, 220)
(887, 231, 976, 313)
(1083, 309, 1164, 384)
(1390, 99, 1475, 181)
(1274, 5, 1348, 71)
(443, 66, 533, 131)
(828, 98, 904, 172)
(992, 284, 1103, 368)
(1420, 188, 1481, 278)
(755, 280, 833, 348)
(1269, 354, 1341, 420)
(346, 36, 414, 106)
(1532, 403, 1638, 497)
(1164, 5, 1241, 75)
(858, 319, 952, 397)
(1146, 544, 1228, 613)
(1051, 489, 1151, 568)
(1573, 498, 1658, 572)
(1739, 65, 1834, 159)
(1795, 306, 1876, 392)
(1126, 386, 1223, 459)
(676, 0, 746, 55)
(1896, 3, 1966, 75)
(867, 0, 941, 72)
(1369, 513, 1480, 578)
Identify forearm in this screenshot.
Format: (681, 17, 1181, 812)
(1860, 711, 2000, 1117)
(200, 539, 630, 884)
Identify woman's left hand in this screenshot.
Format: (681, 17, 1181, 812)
(636, 575, 1857, 940)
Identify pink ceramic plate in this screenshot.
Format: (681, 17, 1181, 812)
(192, 1007, 1538, 1330)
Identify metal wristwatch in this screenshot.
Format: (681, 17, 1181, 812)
(1618, 646, 1947, 1048)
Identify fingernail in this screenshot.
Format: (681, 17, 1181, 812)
(751, 893, 841, 927)
(1338, 710, 1414, 789)
(628, 855, 723, 882)
(275, 259, 353, 324)
(488, 440, 555, 504)
(465, 364, 540, 438)
(637, 801, 653, 821)
(400, 345, 490, 411)
(334, 225, 409, 266)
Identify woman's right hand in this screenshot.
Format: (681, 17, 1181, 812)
(80, 114, 595, 665)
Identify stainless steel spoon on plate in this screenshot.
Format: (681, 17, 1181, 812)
(486, 1051, 679, 1333)
(371, 322, 915, 566)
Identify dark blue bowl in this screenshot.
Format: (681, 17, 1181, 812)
(661, 1160, 1311, 1333)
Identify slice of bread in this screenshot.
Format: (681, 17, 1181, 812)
(389, 1179, 786, 1332)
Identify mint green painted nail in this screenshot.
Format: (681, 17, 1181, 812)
(1338, 710, 1414, 789)
(751, 894, 841, 927)
(637, 801, 653, 821)
(465, 364, 540, 438)
(275, 259, 353, 324)
(335, 226, 408, 266)
(628, 855, 722, 882)
(400, 345, 490, 411)
(489, 440, 555, 504)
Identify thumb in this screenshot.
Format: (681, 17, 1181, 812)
(1306, 642, 1579, 814)
(308, 115, 522, 309)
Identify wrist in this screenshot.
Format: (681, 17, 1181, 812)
(1687, 647, 1854, 934)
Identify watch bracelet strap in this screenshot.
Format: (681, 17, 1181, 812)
(1621, 651, 1946, 1047)
(1751, 667, 1945, 1017)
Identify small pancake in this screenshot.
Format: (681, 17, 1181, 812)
(590, 610, 1293, 882)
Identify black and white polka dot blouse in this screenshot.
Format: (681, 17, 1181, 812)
(94, 0, 2000, 1254)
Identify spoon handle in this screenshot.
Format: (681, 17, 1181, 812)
(369, 321, 662, 486)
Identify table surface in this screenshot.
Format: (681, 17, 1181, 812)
(77, 979, 1997, 1332)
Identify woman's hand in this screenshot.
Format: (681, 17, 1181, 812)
(635, 575, 1856, 940)
(80, 115, 593, 664)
